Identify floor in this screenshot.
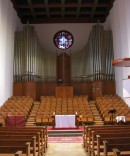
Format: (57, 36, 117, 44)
(45, 143, 87, 156)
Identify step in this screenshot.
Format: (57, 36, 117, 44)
(27, 119, 35, 122)
(94, 123, 104, 125)
(94, 120, 103, 122)
(90, 106, 97, 108)
(94, 118, 102, 120)
(26, 122, 36, 125)
(91, 109, 98, 111)
(94, 121, 104, 123)
(94, 121, 104, 124)
(91, 108, 98, 110)
(90, 107, 97, 109)
(26, 124, 36, 127)
(31, 110, 38, 112)
(26, 123, 36, 126)
(89, 101, 96, 103)
(94, 116, 102, 118)
(92, 113, 99, 115)
(30, 112, 37, 115)
(91, 107, 97, 108)
(92, 112, 99, 113)
(29, 115, 36, 118)
(94, 116, 101, 118)
(26, 121, 36, 124)
(34, 102, 40, 104)
(92, 110, 99, 114)
(28, 116, 35, 119)
(48, 130, 83, 137)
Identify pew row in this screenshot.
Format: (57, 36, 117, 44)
(83, 125, 130, 156)
(0, 126, 48, 156)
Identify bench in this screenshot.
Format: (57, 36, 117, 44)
(0, 126, 48, 150)
(103, 140, 130, 156)
(0, 131, 41, 156)
(0, 142, 30, 156)
(83, 126, 130, 156)
(0, 138, 37, 155)
(96, 136, 130, 156)
(113, 148, 130, 156)
(83, 125, 130, 149)
(88, 128, 130, 155)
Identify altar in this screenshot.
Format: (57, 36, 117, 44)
(55, 115, 76, 128)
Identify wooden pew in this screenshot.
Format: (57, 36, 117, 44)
(85, 126, 130, 156)
(88, 128, 130, 154)
(96, 133, 130, 156)
(96, 136, 130, 156)
(103, 140, 130, 156)
(0, 126, 48, 153)
(83, 125, 130, 150)
(0, 142, 30, 156)
(0, 126, 48, 150)
(91, 130, 130, 156)
(0, 137, 36, 156)
(0, 150, 23, 156)
(113, 148, 130, 156)
(0, 131, 41, 156)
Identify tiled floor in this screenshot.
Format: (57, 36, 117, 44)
(45, 143, 86, 156)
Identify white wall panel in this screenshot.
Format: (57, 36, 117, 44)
(0, 0, 21, 106)
(108, 0, 130, 99)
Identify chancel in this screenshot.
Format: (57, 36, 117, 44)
(1, 0, 130, 155)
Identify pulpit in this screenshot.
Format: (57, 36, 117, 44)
(55, 86, 73, 98)
(108, 109, 116, 125)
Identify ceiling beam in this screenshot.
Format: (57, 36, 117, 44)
(10, 0, 114, 24)
(21, 17, 105, 24)
(44, 0, 50, 18)
(61, 0, 65, 18)
(91, 0, 100, 18)
(17, 3, 113, 8)
(27, 0, 36, 19)
(21, 11, 108, 16)
(76, 0, 82, 18)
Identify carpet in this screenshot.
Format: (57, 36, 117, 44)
(48, 136, 83, 143)
(47, 126, 84, 131)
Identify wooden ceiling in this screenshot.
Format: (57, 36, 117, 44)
(10, 0, 115, 24)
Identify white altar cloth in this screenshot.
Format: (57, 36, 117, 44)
(55, 115, 76, 128)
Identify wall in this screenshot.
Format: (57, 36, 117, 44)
(13, 81, 115, 100)
(107, 0, 130, 105)
(0, 0, 22, 106)
(34, 23, 95, 53)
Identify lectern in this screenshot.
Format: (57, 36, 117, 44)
(108, 109, 116, 125)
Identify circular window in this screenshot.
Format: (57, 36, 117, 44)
(53, 30, 74, 50)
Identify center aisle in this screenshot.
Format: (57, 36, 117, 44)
(45, 143, 86, 156)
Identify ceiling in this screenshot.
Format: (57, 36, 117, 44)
(10, 0, 115, 24)
(10, 0, 115, 53)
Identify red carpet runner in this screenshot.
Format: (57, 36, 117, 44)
(48, 136, 83, 143)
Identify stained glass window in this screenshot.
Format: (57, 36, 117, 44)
(53, 30, 74, 50)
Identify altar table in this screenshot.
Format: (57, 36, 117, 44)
(55, 115, 76, 128)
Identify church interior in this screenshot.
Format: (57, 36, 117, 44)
(1, 0, 130, 155)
